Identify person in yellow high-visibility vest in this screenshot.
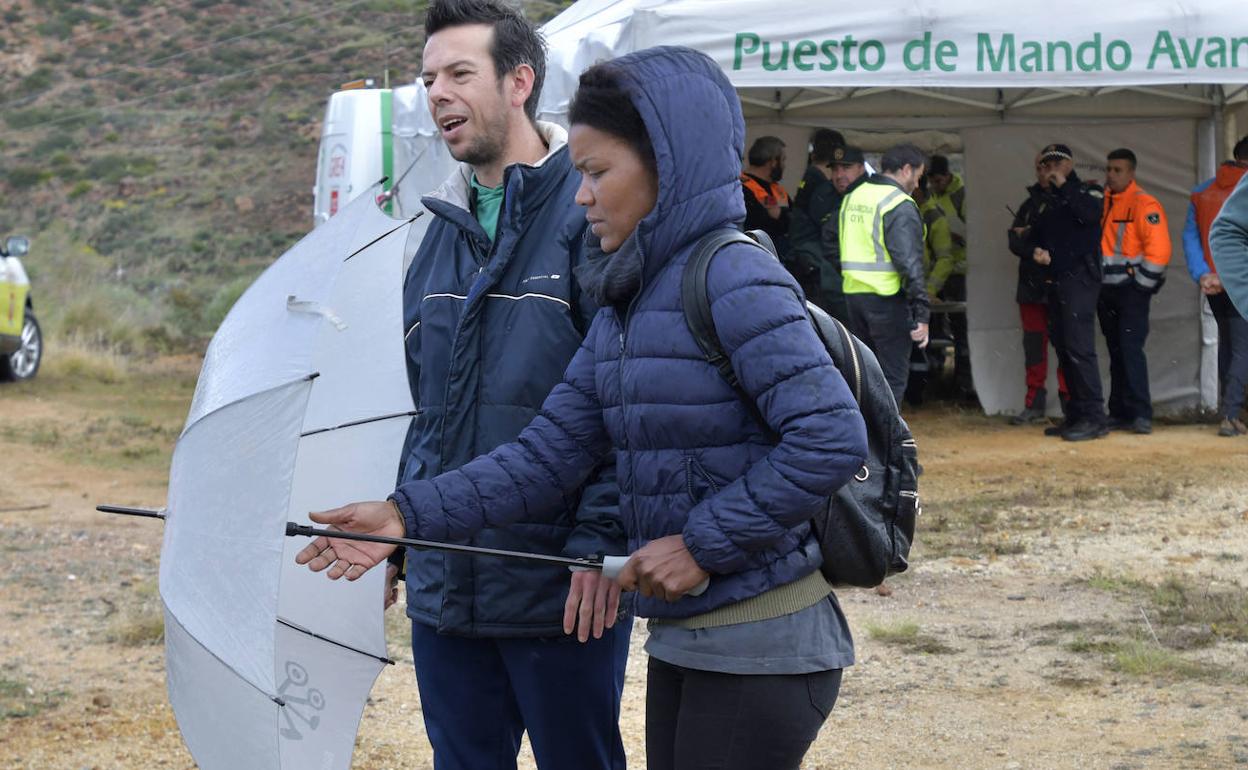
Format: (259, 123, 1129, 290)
(839, 144, 931, 404)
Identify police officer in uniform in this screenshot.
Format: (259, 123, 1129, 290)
(1030, 144, 1108, 441)
(787, 128, 845, 300)
(818, 145, 869, 323)
(839, 143, 931, 404)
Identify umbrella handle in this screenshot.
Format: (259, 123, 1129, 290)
(580, 555, 708, 597)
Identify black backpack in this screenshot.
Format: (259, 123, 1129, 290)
(681, 228, 920, 588)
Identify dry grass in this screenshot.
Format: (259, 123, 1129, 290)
(111, 611, 165, 647)
(0, 675, 64, 720)
(865, 620, 957, 655)
(40, 335, 130, 384)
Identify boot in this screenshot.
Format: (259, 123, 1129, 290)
(1011, 390, 1047, 425)
(1218, 417, 1247, 437)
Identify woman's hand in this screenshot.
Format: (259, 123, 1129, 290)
(616, 534, 709, 602)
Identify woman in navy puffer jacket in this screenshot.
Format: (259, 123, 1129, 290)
(300, 47, 868, 769)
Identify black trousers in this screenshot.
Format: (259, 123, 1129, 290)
(1097, 283, 1154, 421)
(1047, 269, 1106, 425)
(846, 291, 913, 405)
(645, 657, 842, 770)
(940, 274, 972, 390)
(1209, 291, 1248, 419)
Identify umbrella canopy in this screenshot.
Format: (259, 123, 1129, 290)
(159, 191, 428, 769)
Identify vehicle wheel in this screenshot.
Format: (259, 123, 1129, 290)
(0, 310, 41, 381)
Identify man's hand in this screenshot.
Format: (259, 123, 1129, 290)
(765, 203, 782, 220)
(294, 501, 405, 581)
(1033, 247, 1052, 266)
(384, 563, 401, 610)
(911, 322, 930, 349)
(1200, 273, 1225, 295)
(615, 534, 709, 603)
(1046, 169, 1067, 188)
(563, 570, 622, 643)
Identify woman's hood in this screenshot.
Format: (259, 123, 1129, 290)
(603, 46, 747, 281)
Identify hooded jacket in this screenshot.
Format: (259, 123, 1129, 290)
(392, 46, 868, 620)
(397, 122, 623, 637)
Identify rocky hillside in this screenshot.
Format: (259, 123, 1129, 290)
(0, 0, 570, 353)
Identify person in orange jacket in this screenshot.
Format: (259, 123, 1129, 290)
(1185, 135, 1248, 436)
(741, 136, 792, 257)
(1098, 148, 1171, 434)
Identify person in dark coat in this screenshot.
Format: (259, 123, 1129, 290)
(1008, 151, 1067, 424)
(1029, 143, 1108, 441)
(786, 128, 845, 299)
(297, 46, 869, 770)
(352, 2, 632, 768)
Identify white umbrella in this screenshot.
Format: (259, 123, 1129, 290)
(98, 188, 710, 768)
(148, 191, 422, 770)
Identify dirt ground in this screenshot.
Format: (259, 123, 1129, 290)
(1, 358, 1246, 769)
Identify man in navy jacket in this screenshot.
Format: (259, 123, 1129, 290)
(354, 2, 630, 768)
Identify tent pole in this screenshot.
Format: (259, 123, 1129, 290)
(1197, 91, 1222, 410)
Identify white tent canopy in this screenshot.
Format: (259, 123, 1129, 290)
(392, 0, 1248, 415)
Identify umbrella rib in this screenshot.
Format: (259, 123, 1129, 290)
(300, 410, 419, 438)
(276, 617, 396, 666)
(344, 211, 423, 262)
(164, 602, 289, 707)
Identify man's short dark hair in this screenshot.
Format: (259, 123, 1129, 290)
(1107, 148, 1137, 169)
(809, 128, 845, 164)
(425, 0, 546, 122)
(1234, 134, 1248, 162)
(927, 154, 951, 177)
(568, 62, 655, 172)
(747, 136, 786, 167)
(881, 143, 928, 174)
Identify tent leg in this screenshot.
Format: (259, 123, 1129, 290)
(1197, 112, 1221, 411)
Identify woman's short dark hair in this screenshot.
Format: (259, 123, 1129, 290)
(568, 63, 656, 172)
(425, 0, 546, 122)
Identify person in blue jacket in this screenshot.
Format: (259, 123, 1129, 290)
(298, 46, 869, 770)
(1212, 176, 1248, 337)
(1184, 137, 1248, 436)
(369, 2, 631, 769)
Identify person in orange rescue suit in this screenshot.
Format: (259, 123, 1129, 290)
(1098, 147, 1171, 435)
(741, 135, 791, 256)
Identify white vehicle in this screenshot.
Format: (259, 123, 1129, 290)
(312, 82, 396, 226)
(0, 235, 41, 381)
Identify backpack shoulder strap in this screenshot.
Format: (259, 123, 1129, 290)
(682, 228, 781, 443)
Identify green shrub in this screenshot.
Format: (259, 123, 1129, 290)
(203, 275, 256, 330)
(34, 132, 78, 155)
(7, 166, 50, 189)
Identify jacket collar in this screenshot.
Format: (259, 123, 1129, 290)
(1215, 162, 1248, 190)
(424, 121, 569, 212)
(1106, 179, 1140, 202)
